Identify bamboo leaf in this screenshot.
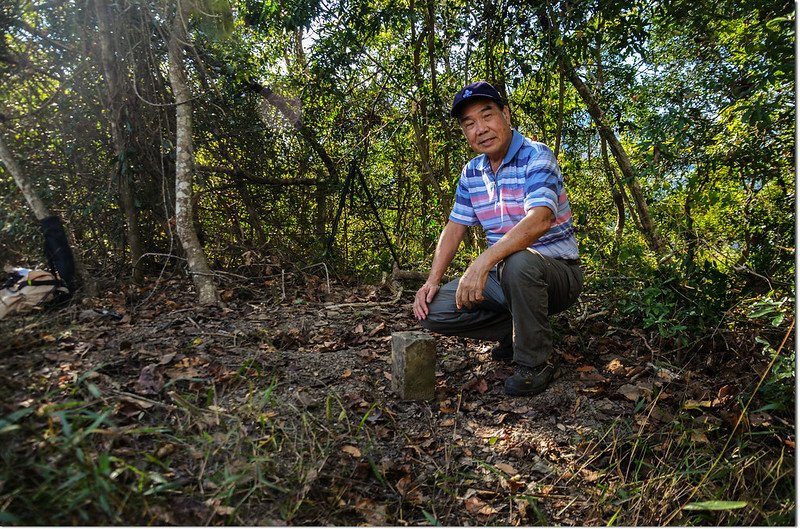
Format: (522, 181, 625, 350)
(683, 501, 748, 511)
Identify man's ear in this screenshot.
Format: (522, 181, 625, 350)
(502, 105, 512, 125)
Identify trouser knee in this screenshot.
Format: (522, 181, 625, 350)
(499, 249, 583, 315)
(499, 250, 546, 287)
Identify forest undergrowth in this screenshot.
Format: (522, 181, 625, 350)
(0, 264, 794, 526)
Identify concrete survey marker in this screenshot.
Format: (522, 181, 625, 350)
(391, 331, 436, 401)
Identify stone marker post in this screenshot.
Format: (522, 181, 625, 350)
(391, 331, 436, 400)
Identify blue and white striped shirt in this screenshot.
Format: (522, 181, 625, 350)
(449, 130, 579, 259)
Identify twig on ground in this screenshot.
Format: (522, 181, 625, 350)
(324, 287, 404, 309)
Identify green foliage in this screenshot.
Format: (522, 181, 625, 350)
(573, 399, 794, 525)
(192, 0, 235, 40)
(747, 295, 795, 414)
(1, 0, 794, 337)
(0, 401, 135, 524)
(0, 1, 794, 525)
(242, 0, 321, 30)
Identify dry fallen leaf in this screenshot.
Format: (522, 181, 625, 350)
(717, 385, 736, 398)
(156, 443, 176, 458)
(559, 351, 581, 363)
(205, 498, 235, 516)
(175, 356, 207, 368)
(581, 469, 603, 482)
(580, 372, 609, 383)
(396, 475, 413, 495)
(749, 412, 773, 428)
(341, 444, 362, 457)
(463, 377, 489, 394)
(577, 385, 607, 397)
(164, 366, 203, 380)
(157, 351, 177, 365)
(683, 399, 713, 409)
(395, 474, 425, 504)
(259, 411, 279, 421)
(606, 358, 626, 374)
(355, 497, 387, 525)
(135, 364, 164, 395)
(465, 496, 498, 517)
(691, 430, 710, 444)
(495, 462, 517, 475)
(617, 384, 643, 401)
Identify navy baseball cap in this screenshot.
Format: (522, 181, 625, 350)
(450, 81, 505, 118)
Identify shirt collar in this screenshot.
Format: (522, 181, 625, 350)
(477, 129, 524, 173)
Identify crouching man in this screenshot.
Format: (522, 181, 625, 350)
(412, 81, 583, 396)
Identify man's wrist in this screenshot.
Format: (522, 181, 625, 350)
(471, 254, 493, 274)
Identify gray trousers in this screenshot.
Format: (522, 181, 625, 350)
(420, 249, 583, 368)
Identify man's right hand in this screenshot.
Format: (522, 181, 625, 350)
(413, 282, 440, 320)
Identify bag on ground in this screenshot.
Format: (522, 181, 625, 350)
(0, 268, 69, 320)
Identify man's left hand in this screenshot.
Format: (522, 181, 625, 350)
(455, 258, 491, 309)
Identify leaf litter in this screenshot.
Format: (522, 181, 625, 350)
(0, 274, 791, 525)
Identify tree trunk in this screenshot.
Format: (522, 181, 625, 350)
(249, 82, 337, 185)
(93, 0, 144, 283)
(537, 5, 663, 254)
(559, 53, 664, 254)
(426, 0, 452, 187)
(0, 133, 51, 220)
(0, 132, 98, 295)
(166, 6, 219, 306)
(410, 0, 449, 228)
(600, 138, 626, 259)
(237, 184, 267, 247)
(554, 69, 564, 158)
(594, 36, 624, 259)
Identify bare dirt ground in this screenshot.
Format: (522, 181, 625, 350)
(0, 274, 793, 525)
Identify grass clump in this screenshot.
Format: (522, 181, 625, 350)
(0, 367, 376, 525)
(572, 385, 794, 526)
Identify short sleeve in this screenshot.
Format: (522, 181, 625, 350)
(523, 146, 562, 216)
(448, 171, 480, 226)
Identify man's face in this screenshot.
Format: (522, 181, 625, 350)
(458, 99, 513, 162)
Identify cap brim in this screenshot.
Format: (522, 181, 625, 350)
(450, 95, 502, 119)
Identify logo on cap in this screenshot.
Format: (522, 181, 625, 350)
(450, 81, 505, 118)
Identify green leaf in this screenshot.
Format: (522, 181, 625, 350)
(0, 407, 35, 432)
(683, 500, 748, 511)
(422, 509, 441, 526)
(748, 306, 776, 319)
(86, 382, 101, 398)
(766, 17, 789, 31)
(0, 511, 21, 524)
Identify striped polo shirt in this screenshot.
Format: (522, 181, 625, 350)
(449, 130, 579, 259)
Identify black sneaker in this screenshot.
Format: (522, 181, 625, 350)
(504, 364, 555, 396)
(491, 343, 514, 362)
